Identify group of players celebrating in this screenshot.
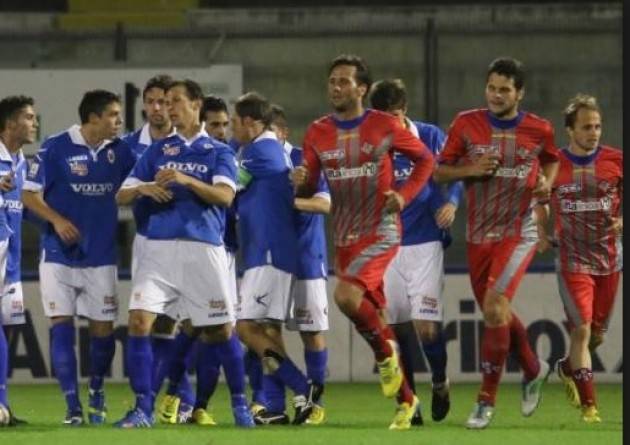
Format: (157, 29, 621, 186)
(0, 53, 622, 431)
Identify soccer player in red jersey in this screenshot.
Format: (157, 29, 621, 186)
(538, 94, 622, 424)
(434, 57, 560, 429)
(293, 54, 435, 430)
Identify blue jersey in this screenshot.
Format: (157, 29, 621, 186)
(24, 125, 136, 267)
(237, 131, 298, 274)
(123, 129, 236, 245)
(395, 119, 463, 247)
(287, 143, 329, 280)
(122, 123, 176, 237)
(0, 143, 27, 283)
(222, 138, 240, 254)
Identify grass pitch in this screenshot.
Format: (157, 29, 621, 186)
(1, 382, 621, 445)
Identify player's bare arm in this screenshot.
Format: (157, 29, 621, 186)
(294, 195, 330, 214)
(533, 161, 559, 200)
(156, 168, 234, 207)
(434, 202, 457, 229)
(0, 171, 14, 192)
(22, 190, 80, 244)
(115, 182, 173, 205)
(434, 151, 500, 183)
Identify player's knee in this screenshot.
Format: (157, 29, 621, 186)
(482, 296, 510, 326)
(261, 348, 285, 374)
(88, 320, 114, 337)
(300, 331, 326, 350)
(200, 323, 232, 343)
(128, 310, 153, 336)
(571, 323, 591, 345)
(416, 321, 438, 344)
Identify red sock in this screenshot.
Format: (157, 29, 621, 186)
(478, 324, 510, 406)
(509, 313, 540, 381)
(347, 298, 393, 362)
(572, 368, 596, 407)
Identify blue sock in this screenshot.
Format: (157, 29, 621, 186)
(215, 334, 247, 408)
(165, 332, 195, 396)
(262, 373, 285, 413)
(244, 348, 267, 406)
(421, 331, 448, 384)
(177, 344, 196, 406)
(89, 335, 115, 392)
(194, 341, 220, 410)
(50, 322, 81, 413)
(127, 335, 153, 415)
(150, 336, 174, 398)
(0, 324, 8, 407)
(304, 348, 327, 386)
(273, 356, 309, 396)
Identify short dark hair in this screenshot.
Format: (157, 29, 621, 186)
(166, 79, 204, 102)
(0, 95, 34, 132)
(78, 90, 120, 124)
(487, 57, 525, 90)
(369, 79, 407, 112)
(234, 91, 272, 126)
(269, 103, 288, 129)
(564, 93, 601, 128)
(328, 54, 372, 91)
(201, 95, 228, 120)
(142, 74, 174, 100)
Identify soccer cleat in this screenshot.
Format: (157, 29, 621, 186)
(521, 359, 550, 416)
(113, 408, 154, 428)
(410, 400, 424, 426)
(177, 402, 194, 424)
(376, 340, 403, 398)
(465, 402, 495, 429)
(7, 408, 28, 427)
(389, 395, 420, 430)
(191, 408, 217, 426)
(431, 379, 450, 422)
(581, 405, 602, 424)
(555, 359, 581, 409)
(233, 405, 256, 428)
(250, 402, 266, 416)
(63, 410, 85, 426)
(305, 404, 326, 425)
(253, 409, 290, 425)
(292, 382, 324, 425)
(156, 394, 180, 424)
(88, 389, 107, 424)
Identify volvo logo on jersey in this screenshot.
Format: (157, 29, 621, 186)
(70, 182, 114, 196)
(160, 161, 209, 174)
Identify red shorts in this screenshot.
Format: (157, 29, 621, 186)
(335, 235, 399, 309)
(467, 236, 537, 304)
(557, 270, 621, 332)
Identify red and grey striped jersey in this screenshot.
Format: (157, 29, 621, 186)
(439, 109, 559, 243)
(552, 146, 623, 274)
(302, 109, 434, 248)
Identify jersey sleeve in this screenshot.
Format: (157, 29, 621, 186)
(213, 145, 238, 192)
(23, 142, 51, 192)
(439, 115, 467, 165)
(537, 121, 560, 165)
(237, 140, 287, 188)
(302, 125, 323, 193)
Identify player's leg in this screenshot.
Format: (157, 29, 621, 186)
(244, 347, 267, 413)
(254, 322, 288, 424)
(300, 331, 327, 424)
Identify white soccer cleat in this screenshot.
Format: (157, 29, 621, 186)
(521, 358, 550, 416)
(465, 401, 494, 429)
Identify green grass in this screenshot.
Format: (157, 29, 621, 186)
(1, 383, 622, 445)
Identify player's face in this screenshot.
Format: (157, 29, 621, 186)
(204, 110, 230, 142)
(9, 105, 38, 145)
(328, 64, 367, 113)
(95, 101, 123, 139)
(568, 108, 602, 153)
(230, 114, 248, 144)
(143, 87, 170, 129)
(166, 86, 200, 130)
(485, 73, 523, 119)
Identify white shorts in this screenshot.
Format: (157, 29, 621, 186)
(0, 239, 7, 286)
(384, 241, 445, 324)
(131, 233, 147, 279)
(237, 265, 293, 322)
(286, 278, 329, 332)
(40, 262, 118, 321)
(1, 281, 25, 326)
(129, 239, 234, 327)
(226, 250, 238, 311)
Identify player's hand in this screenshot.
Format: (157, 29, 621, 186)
(155, 168, 192, 188)
(52, 217, 80, 245)
(467, 152, 500, 177)
(138, 183, 173, 203)
(0, 172, 15, 192)
(384, 190, 405, 213)
(532, 172, 552, 200)
(291, 166, 309, 188)
(611, 216, 623, 235)
(434, 202, 457, 228)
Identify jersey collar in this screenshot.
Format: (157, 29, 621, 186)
(139, 122, 176, 146)
(0, 139, 25, 166)
(331, 110, 370, 130)
(486, 110, 525, 130)
(253, 130, 279, 144)
(562, 146, 601, 166)
(177, 123, 209, 146)
(68, 124, 112, 153)
(405, 117, 419, 138)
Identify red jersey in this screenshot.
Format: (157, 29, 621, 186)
(552, 145, 623, 274)
(302, 109, 434, 248)
(439, 109, 559, 243)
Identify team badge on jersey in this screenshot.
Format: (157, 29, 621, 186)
(107, 149, 116, 164)
(28, 161, 39, 178)
(162, 144, 180, 156)
(69, 160, 88, 176)
(361, 142, 375, 155)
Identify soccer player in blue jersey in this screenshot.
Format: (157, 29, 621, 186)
(114, 79, 254, 429)
(0, 95, 37, 426)
(370, 79, 463, 424)
(22, 90, 136, 426)
(232, 92, 319, 425)
(122, 75, 197, 424)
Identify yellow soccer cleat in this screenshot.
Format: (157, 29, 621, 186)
(581, 405, 602, 424)
(305, 404, 326, 425)
(555, 360, 581, 409)
(191, 408, 218, 426)
(377, 340, 403, 398)
(389, 396, 419, 430)
(156, 394, 180, 424)
(249, 402, 266, 417)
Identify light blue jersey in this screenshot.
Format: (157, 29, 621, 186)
(24, 125, 136, 267)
